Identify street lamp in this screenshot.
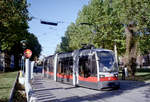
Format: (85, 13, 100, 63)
(20, 40, 27, 76)
(20, 40, 27, 50)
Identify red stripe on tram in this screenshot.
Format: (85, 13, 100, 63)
(100, 77, 118, 82)
(48, 72, 54, 75)
(56, 73, 73, 79)
(78, 76, 98, 82)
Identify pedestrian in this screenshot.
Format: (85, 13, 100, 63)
(124, 66, 128, 77)
(34, 62, 38, 74)
(122, 65, 126, 80)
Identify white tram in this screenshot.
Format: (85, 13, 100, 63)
(43, 48, 120, 90)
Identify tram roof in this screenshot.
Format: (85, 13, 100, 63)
(57, 48, 113, 58)
(92, 48, 113, 52)
(44, 55, 54, 59)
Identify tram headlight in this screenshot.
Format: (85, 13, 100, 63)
(100, 75, 105, 78)
(114, 74, 118, 77)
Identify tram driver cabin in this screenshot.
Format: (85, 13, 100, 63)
(43, 48, 120, 90)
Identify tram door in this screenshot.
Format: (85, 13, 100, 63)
(78, 54, 98, 89)
(56, 57, 73, 84)
(43, 59, 48, 77)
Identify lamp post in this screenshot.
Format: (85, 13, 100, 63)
(20, 40, 27, 76)
(114, 39, 118, 66)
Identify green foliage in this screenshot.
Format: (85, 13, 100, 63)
(57, 0, 150, 57)
(0, 0, 42, 71)
(25, 33, 42, 59)
(139, 35, 150, 55)
(0, 0, 42, 59)
(57, 0, 126, 55)
(0, 0, 29, 51)
(0, 71, 18, 101)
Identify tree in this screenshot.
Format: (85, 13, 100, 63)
(57, 0, 150, 77)
(60, 0, 125, 55)
(25, 33, 42, 60)
(0, 0, 42, 71)
(111, 0, 150, 78)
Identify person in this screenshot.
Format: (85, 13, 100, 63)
(124, 66, 128, 77)
(34, 62, 38, 74)
(122, 65, 126, 80)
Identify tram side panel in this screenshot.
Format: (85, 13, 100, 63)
(47, 56, 54, 80)
(43, 49, 120, 90)
(78, 54, 99, 89)
(43, 60, 47, 78)
(77, 50, 120, 90)
(56, 56, 73, 84)
(43, 56, 55, 80)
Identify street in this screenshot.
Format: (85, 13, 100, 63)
(30, 73, 150, 102)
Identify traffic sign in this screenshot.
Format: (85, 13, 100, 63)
(24, 49, 32, 58)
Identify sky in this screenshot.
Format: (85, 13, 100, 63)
(27, 0, 89, 58)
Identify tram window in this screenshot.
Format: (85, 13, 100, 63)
(57, 61, 61, 73)
(68, 57, 73, 74)
(44, 60, 47, 71)
(57, 57, 73, 75)
(79, 56, 91, 78)
(61, 60, 65, 74)
(49, 58, 54, 72)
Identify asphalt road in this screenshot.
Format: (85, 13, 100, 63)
(30, 73, 150, 102)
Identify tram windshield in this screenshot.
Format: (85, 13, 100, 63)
(97, 51, 118, 72)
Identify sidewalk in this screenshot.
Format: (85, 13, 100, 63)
(30, 73, 150, 102)
(30, 73, 103, 102)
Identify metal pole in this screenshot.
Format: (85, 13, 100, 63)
(31, 61, 35, 79)
(22, 56, 25, 76)
(54, 54, 58, 81)
(25, 59, 30, 82)
(114, 42, 118, 66)
(25, 59, 30, 101)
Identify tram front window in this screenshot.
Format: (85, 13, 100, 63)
(97, 51, 118, 72)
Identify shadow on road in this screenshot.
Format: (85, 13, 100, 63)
(31, 73, 150, 102)
(49, 81, 150, 102)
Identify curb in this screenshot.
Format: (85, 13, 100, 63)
(9, 71, 19, 102)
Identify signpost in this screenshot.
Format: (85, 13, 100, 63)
(24, 49, 32, 58)
(24, 49, 33, 101)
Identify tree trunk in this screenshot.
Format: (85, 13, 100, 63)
(4, 52, 11, 72)
(146, 54, 150, 66)
(125, 25, 138, 79)
(14, 53, 21, 71)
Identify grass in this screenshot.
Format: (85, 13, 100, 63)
(119, 68, 150, 82)
(135, 69, 150, 82)
(12, 82, 26, 102)
(0, 71, 18, 102)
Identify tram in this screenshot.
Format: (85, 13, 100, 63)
(43, 48, 120, 90)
